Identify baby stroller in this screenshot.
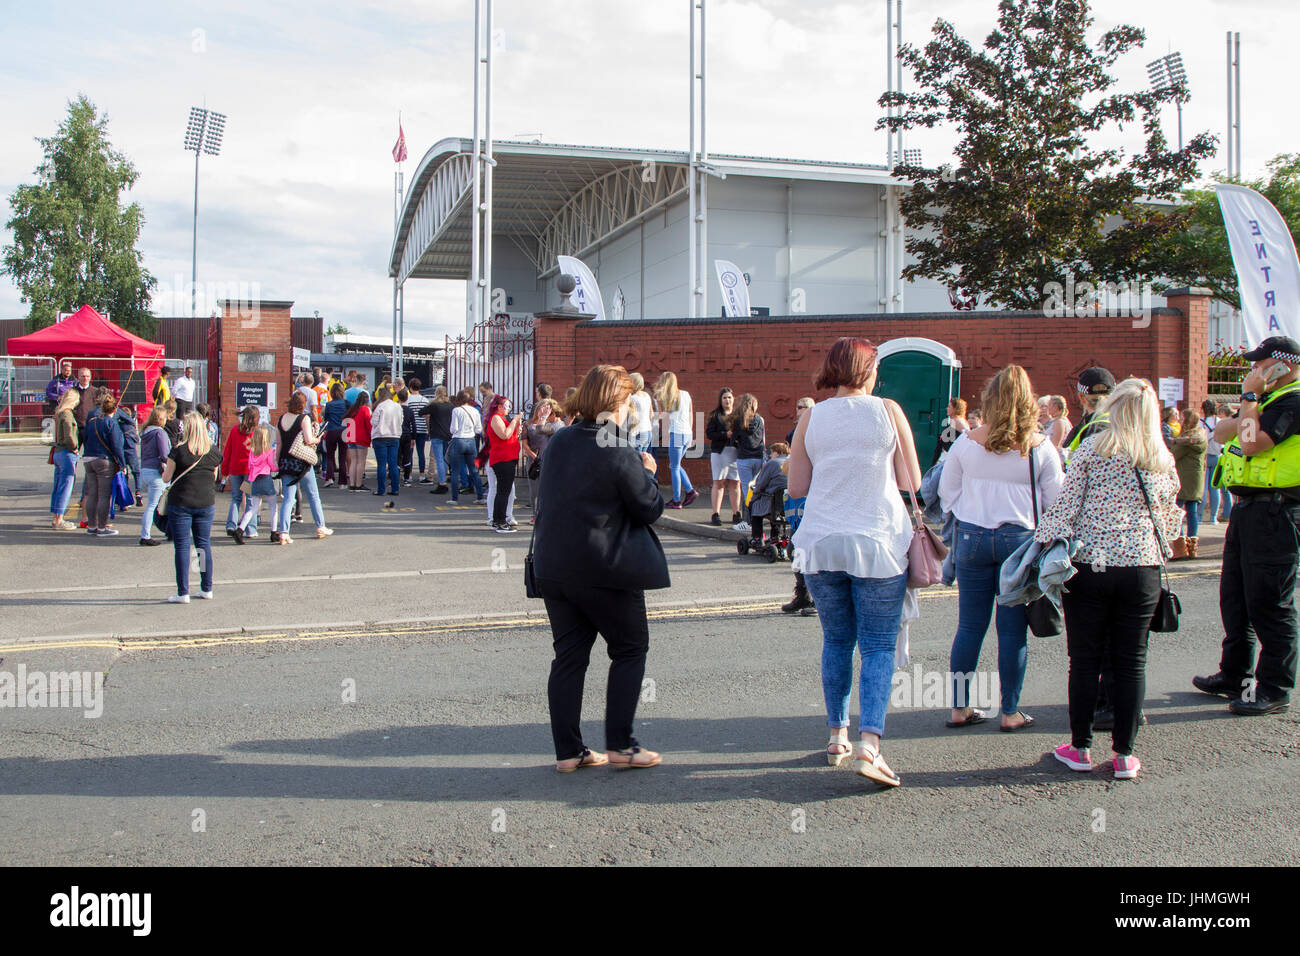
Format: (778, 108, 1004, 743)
(736, 490, 793, 563)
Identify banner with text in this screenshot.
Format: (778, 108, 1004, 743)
(1215, 184, 1300, 344)
(715, 260, 750, 318)
(557, 255, 606, 321)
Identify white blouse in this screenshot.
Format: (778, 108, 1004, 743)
(791, 395, 913, 579)
(938, 432, 1064, 529)
(666, 390, 692, 438)
(450, 405, 482, 439)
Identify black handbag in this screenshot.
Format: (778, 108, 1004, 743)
(1026, 444, 1064, 637)
(1135, 468, 1181, 632)
(524, 516, 541, 599)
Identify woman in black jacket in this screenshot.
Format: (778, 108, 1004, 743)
(730, 393, 765, 531)
(705, 387, 741, 526)
(534, 364, 669, 772)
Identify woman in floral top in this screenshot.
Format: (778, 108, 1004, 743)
(1035, 378, 1181, 781)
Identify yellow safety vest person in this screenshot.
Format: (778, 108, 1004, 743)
(1067, 412, 1110, 453)
(1214, 381, 1300, 490)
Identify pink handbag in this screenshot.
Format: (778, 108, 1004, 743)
(905, 485, 948, 588)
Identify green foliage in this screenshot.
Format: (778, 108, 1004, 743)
(2, 94, 156, 336)
(1158, 154, 1300, 309)
(878, 0, 1215, 310)
(325, 323, 351, 335)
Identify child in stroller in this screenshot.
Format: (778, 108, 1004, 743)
(736, 442, 792, 562)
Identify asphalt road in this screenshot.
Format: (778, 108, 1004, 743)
(2, 565, 1296, 867)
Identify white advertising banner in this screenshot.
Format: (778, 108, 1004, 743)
(556, 255, 606, 321)
(715, 260, 750, 318)
(1215, 184, 1300, 344)
(611, 285, 626, 321)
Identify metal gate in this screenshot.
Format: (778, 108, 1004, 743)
(444, 312, 535, 411)
(0, 354, 55, 433)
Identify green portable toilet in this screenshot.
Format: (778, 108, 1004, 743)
(873, 337, 962, 466)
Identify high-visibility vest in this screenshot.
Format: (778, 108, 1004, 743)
(1067, 412, 1110, 452)
(1213, 381, 1300, 490)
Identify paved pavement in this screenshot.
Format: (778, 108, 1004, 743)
(2, 445, 1296, 866)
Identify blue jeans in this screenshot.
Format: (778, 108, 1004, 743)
(950, 520, 1033, 715)
(1180, 499, 1200, 538)
(225, 473, 257, 534)
(1205, 454, 1220, 520)
(279, 465, 326, 532)
(667, 432, 694, 502)
(428, 438, 448, 483)
(446, 438, 482, 501)
(139, 467, 165, 539)
(169, 504, 213, 596)
(634, 432, 652, 454)
(411, 435, 428, 475)
(737, 457, 763, 508)
(373, 437, 400, 494)
(51, 449, 79, 516)
(805, 570, 908, 737)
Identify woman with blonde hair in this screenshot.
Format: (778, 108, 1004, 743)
(535, 365, 668, 770)
(50, 388, 82, 529)
(729, 393, 765, 531)
(654, 371, 697, 508)
(939, 365, 1064, 731)
(232, 425, 277, 544)
(160, 411, 222, 602)
(628, 373, 654, 453)
(1037, 379, 1180, 779)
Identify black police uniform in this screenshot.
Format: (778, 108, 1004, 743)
(1216, 387, 1300, 703)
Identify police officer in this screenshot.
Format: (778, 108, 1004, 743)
(1194, 335, 1300, 716)
(1064, 366, 1115, 453)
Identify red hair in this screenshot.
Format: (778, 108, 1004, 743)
(814, 337, 878, 390)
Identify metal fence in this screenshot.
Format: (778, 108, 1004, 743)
(0, 355, 56, 433)
(445, 313, 535, 412)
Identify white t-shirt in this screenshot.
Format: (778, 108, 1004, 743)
(666, 390, 692, 439)
(939, 432, 1064, 529)
(630, 391, 653, 437)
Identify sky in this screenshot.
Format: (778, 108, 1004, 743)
(0, 0, 1295, 340)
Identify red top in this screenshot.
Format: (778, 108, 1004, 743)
(346, 404, 372, 446)
(487, 413, 521, 465)
(221, 426, 255, 476)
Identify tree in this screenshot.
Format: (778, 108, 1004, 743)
(878, 0, 1216, 310)
(325, 323, 351, 335)
(1158, 153, 1300, 309)
(2, 95, 156, 336)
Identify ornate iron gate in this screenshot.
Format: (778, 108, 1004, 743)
(444, 313, 535, 411)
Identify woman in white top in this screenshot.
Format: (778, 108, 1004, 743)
(789, 337, 922, 788)
(446, 389, 485, 504)
(369, 386, 405, 497)
(655, 371, 698, 508)
(939, 365, 1064, 731)
(1044, 395, 1072, 458)
(628, 373, 654, 453)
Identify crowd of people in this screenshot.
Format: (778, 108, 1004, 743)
(40, 334, 1298, 784)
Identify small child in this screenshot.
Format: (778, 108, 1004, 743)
(747, 442, 790, 544)
(232, 426, 276, 545)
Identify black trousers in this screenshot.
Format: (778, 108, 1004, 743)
(541, 578, 649, 760)
(1219, 495, 1300, 697)
(491, 460, 516, 525)
(1062, 563, 1161, 756)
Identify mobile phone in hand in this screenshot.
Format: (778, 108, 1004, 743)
(1265, 361, 1290, 384)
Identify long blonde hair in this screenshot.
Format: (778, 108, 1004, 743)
(248, 424, 272, 456)
(730, 393, 758, 431)
(655, 371, 681, 412)
(55, 388, 80, 416)
(981, 365, 1039, 455)
(182, 411, 212, 457)
(1092, 378, 1174, 473)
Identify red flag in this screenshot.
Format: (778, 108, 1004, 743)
(392, 124, 407, 163)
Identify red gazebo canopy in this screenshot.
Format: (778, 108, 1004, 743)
(6, 305, 164, 361)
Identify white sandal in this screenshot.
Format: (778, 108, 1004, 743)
(826, 732, 852, 767)
(854, 743, 901, 788)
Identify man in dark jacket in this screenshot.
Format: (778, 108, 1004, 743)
(114, 403, 141, 504)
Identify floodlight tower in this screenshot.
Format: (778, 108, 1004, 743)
(184, 107, 227, 318)
(1146, 52, 1187, 151)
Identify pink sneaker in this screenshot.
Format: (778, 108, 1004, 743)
(1053, 743, 1092, 772)
(1112, 755, 1141, 779)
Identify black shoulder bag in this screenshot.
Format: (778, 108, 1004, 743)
(523, 515, 540, 599)
(1135, 467, 1182, 632)
(1027, 443, 1065, 637)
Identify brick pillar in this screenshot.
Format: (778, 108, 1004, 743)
(533, 308, 591, 395)
(1164, 287, 1213, 410)
(218, 299, 294, 438)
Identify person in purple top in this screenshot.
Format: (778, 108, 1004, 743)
(45, 361, 77, 406)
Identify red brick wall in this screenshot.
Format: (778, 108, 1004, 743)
(218, 302, 292, 439)
(537, 294, 1212, 486)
